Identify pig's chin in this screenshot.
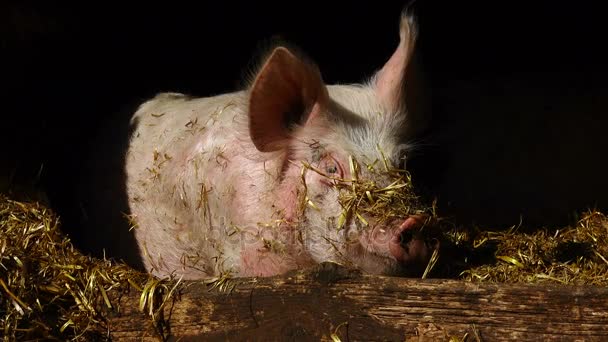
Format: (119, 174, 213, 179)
(344, 241, 406, 276)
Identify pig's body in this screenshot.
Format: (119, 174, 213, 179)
(123, 11, 434, 280)
(127, 87, 400, 279)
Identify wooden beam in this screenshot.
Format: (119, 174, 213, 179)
(102, 262, 608, 341)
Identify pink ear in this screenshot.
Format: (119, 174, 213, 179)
(375, 12, 418, 114)
(248, 47, 328, 152)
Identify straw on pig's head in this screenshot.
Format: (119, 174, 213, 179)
(246, 11, 434, 275)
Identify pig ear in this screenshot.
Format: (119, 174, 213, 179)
(375, 11, 428, 137)
(248, 47, 328, 152)
(375, 12, 418, 113)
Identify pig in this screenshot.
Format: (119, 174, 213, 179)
(123, 10, 436, 280)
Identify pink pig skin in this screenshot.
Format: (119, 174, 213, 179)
(124, 10, 431, 280)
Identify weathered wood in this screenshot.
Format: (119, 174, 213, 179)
(102, 263, 608, 341)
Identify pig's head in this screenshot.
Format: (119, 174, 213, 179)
(246, 11, 437, 276)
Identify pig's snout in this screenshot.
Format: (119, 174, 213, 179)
(388, 216, 439, 268)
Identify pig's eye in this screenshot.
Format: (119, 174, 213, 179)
(320, 156, 343, 178)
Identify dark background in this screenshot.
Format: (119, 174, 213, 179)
(2, 1, 607, 232)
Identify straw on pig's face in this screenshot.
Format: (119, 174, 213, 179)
(287, 125, 436, 276)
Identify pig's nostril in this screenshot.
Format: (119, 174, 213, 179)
(389, 216, 427, 263)
(398, 229, 414, 247)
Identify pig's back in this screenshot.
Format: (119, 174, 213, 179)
(128, 91, 247, 155)
(125, 90, 248, 189)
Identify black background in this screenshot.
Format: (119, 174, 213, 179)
(2, 1, 608, 231)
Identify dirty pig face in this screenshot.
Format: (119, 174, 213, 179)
(282, 97, 433, 276)
(244, 11, 435, 276)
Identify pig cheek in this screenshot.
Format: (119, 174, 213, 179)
(238, 228, 298, 277)
(303, 175, 338, 224)
(306, 174, 331, 199)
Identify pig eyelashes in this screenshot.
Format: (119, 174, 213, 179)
(318, 155, 344, 182)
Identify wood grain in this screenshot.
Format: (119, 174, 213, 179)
(100, 262, 608, 341)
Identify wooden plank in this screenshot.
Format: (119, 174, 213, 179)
(101, 262, 608, 341)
